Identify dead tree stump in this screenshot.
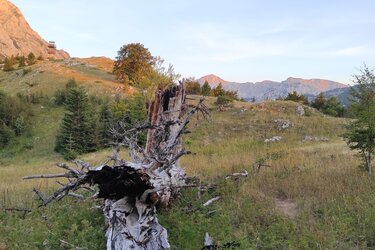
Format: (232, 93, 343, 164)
(24, 83, 208, 250)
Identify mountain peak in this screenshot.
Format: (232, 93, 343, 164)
(283, 77, 348, 92)
(0, 0, 69, 59)
(198, 74, 228, 85)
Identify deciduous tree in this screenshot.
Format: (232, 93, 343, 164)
(183, 77, 201, 95)
(113, 43, 155, 84)
(345, 65, 375, 176)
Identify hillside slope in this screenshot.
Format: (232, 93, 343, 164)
(1, 96, 373, 249)
(0, 57, 132, 97)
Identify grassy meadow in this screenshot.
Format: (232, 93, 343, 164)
(1, 61, 375, 249)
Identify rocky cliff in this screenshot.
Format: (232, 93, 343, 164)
(0, 0, 69, 59)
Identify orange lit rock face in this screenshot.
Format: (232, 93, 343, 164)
(283, 77, 347, 92)
(198, 74, 228, 85)
(0, 0, 69, 59)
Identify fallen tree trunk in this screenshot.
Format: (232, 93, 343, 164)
(24, 84, 208, 249)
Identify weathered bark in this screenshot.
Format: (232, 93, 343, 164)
(368, 151, 372, 176)
(102, 84, 188, 249)
(25, 83, 207, 249)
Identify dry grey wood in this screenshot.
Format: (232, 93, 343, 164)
(24, 83, 207, 249)
(225, 170, 248, 179)
(204, 232, 214, 247)
(203, 196, 220, 207)
(23, 173, 72, 179)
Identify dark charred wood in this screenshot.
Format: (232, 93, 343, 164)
(86, 166, 152, 200)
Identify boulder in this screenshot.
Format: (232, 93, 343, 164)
(296, 106, 305, 116)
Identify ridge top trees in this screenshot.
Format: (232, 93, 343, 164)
(113, 43, 155, 84)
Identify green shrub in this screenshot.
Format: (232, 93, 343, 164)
(27, 52, 36, 65)
(0, 91, 32, 138)
(0, 123, 14, 146)
(215, 95, 233, 105)
(3, 57, 15, 71)
(14, 116, 26, 136)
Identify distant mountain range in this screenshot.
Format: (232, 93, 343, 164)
(198, 74, 349, 102)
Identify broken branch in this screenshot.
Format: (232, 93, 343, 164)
(203, 196, 220, 207)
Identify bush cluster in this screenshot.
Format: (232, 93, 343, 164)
(284, 91, 346, 117)
(0, 91, 32, 146)
(54, 80, 147, 160)
(1, 53, 41, 72)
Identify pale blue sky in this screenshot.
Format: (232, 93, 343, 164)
(11, 0, 375, 83)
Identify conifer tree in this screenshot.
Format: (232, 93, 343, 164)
(213, 83, 225, 97)
(55, 87, 97, 159)
(99, 100, 113, 147)
(201, 81, 211, 96)
(312, 92, 326, 110)
(124, 94, 147, 145)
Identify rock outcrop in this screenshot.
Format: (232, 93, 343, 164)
(0, 0, 69, 59)
(296, 106, 305, 116)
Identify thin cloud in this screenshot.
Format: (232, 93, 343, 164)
(328, 47, 372, 56)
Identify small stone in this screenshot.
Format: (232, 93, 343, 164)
(296, 106, 305, 116)
(273, 119, 294, 130)
(265, 136, 283, 143)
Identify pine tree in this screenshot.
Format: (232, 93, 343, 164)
(312, 92, 326, 110)
(99, 100, 113, 147)
(201, 81, 211, 96)
(126, 94, 148, 145)
(55, 87, 97, 159)
(213, 83, 225, 97)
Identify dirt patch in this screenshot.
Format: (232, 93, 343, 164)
(274, 198, 298, 219)
(0, 242, 7, 250)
